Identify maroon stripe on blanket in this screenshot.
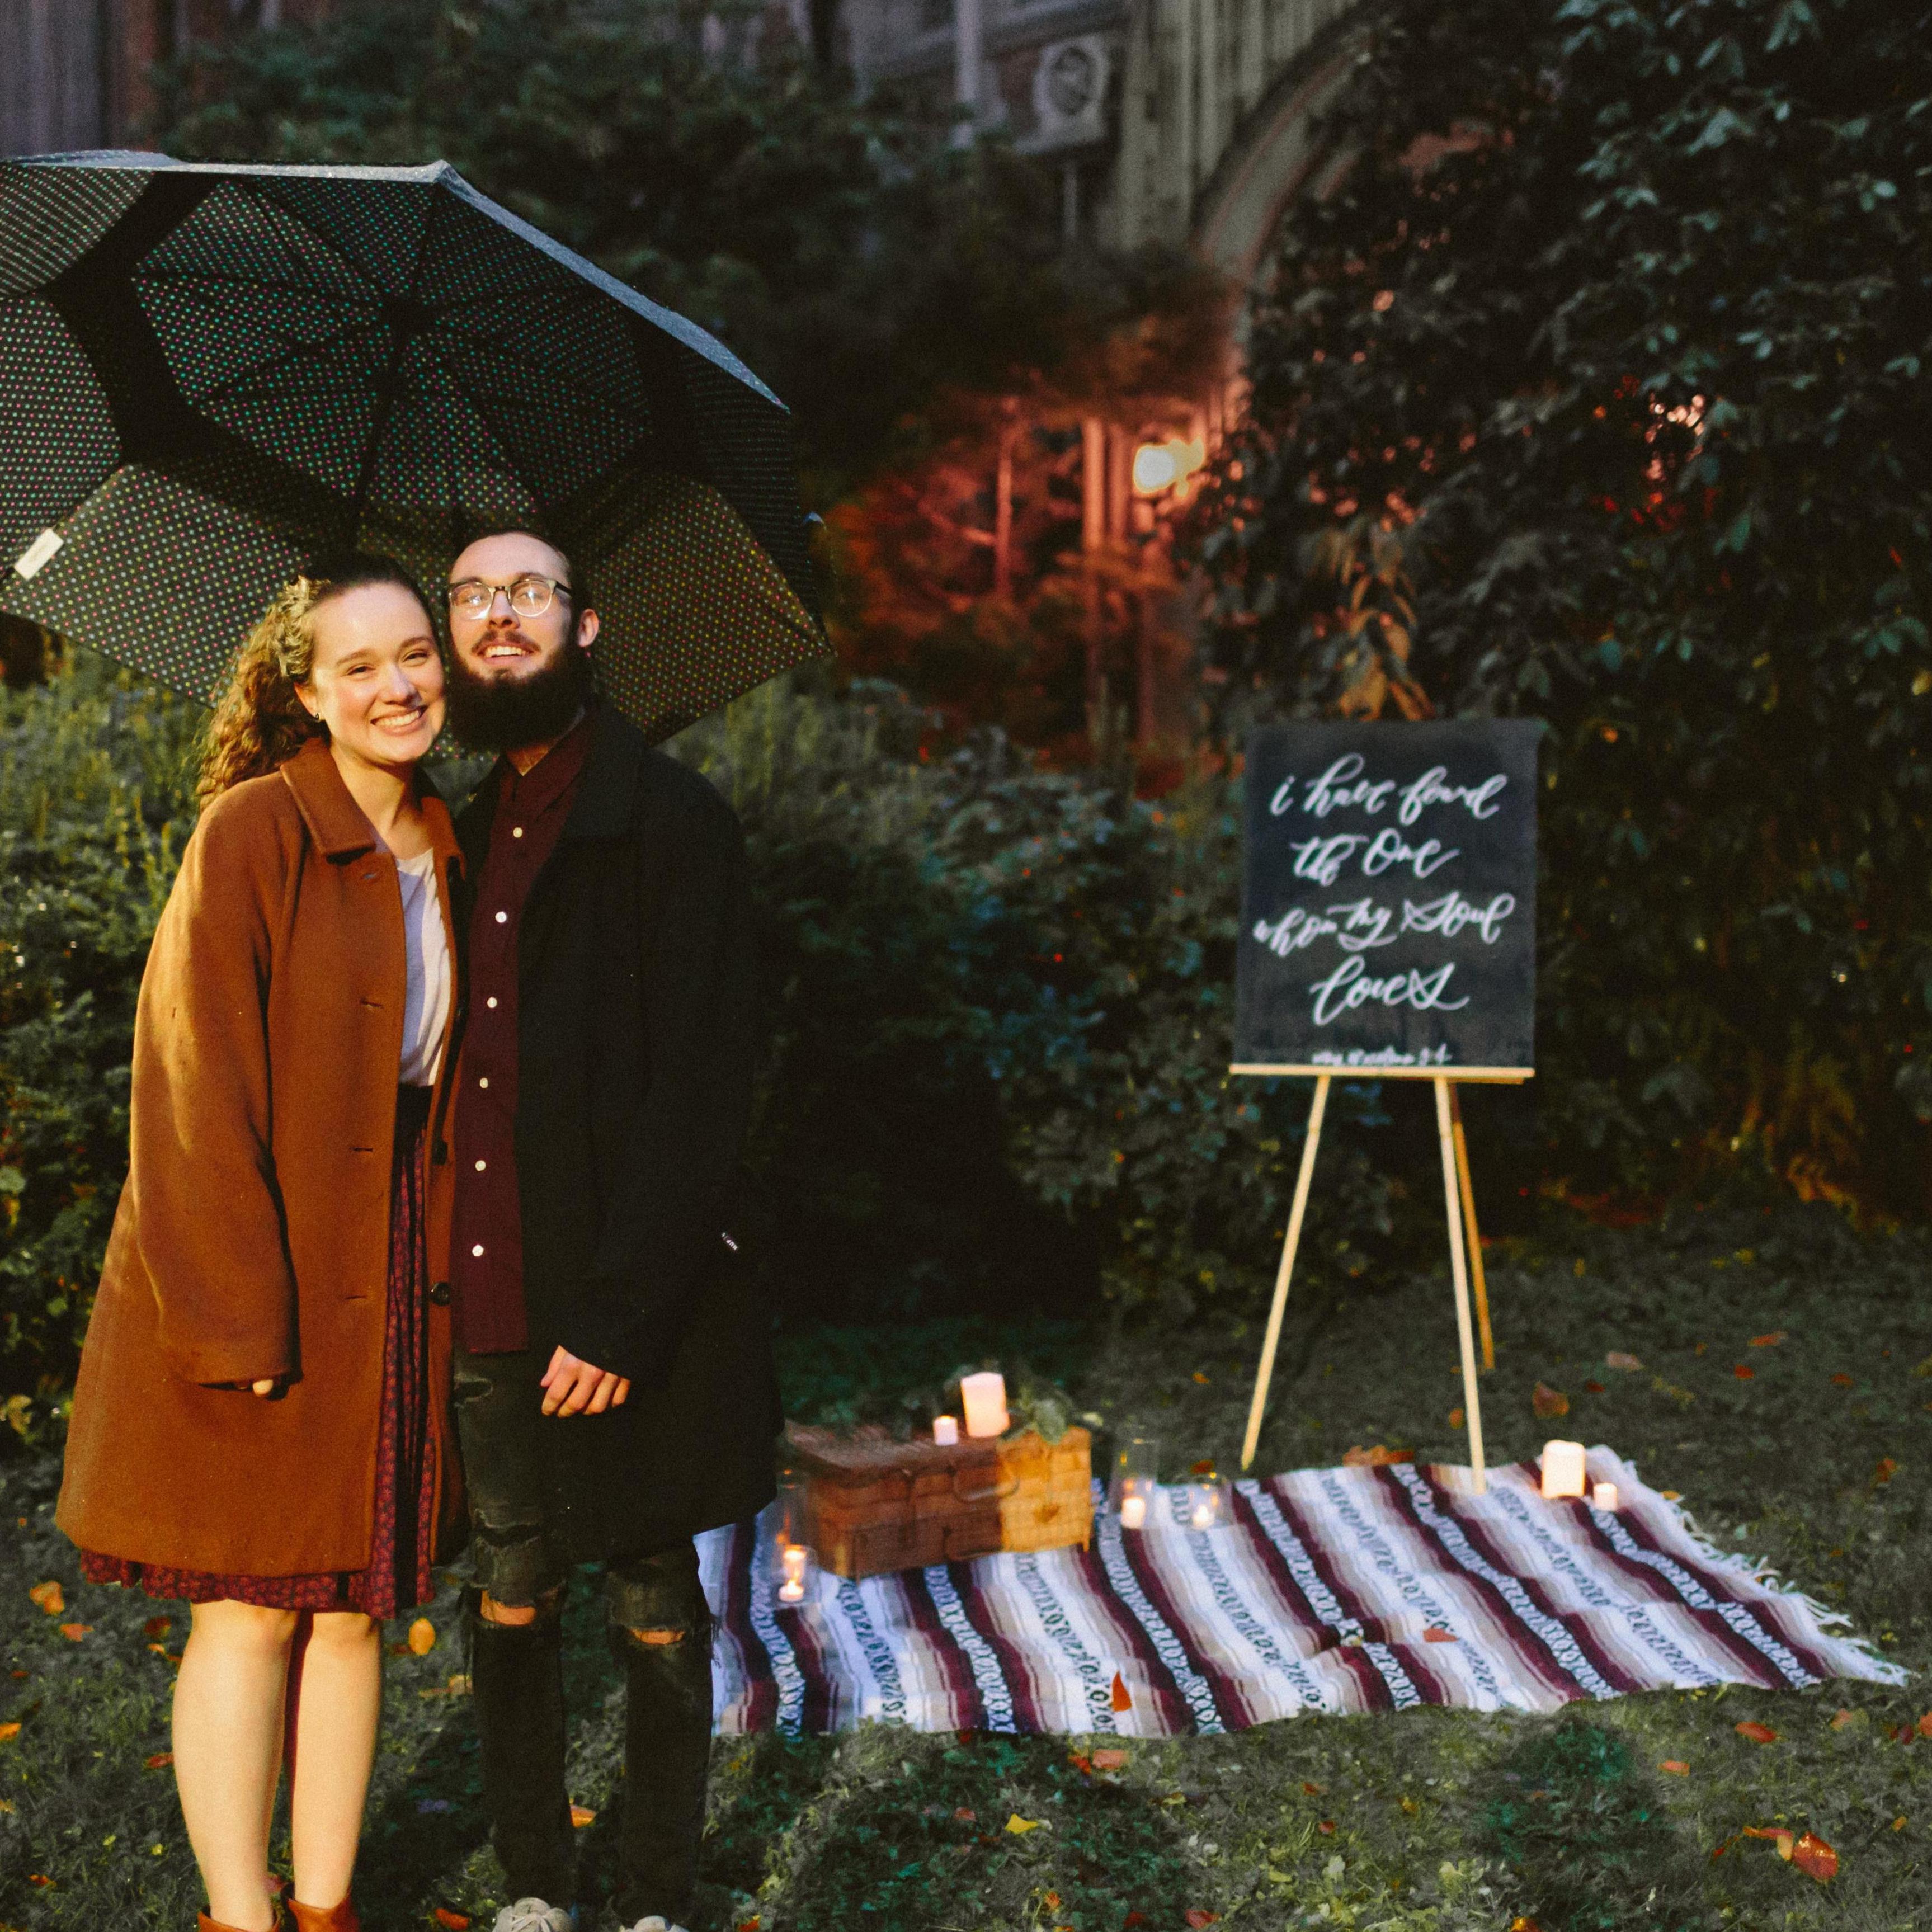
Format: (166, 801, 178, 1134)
(1392, 1467, 1640, 1702)
(1113, 1519, 1250, 1731)
(954, 1559, 1050, 1733)
(1072, 1541, 1194, 1734)
(1255, 1486, 1408, 1712)
(1572, 1492, 1832, 1687)
(727, 1524, 785, 1733)
(897, 1567, 986, 1730)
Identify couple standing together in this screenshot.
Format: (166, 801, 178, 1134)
(55, 530, 780, 1932)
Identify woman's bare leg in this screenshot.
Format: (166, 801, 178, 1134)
(174, 1600, 299, 1931)
(286, 1610, 383, 1910)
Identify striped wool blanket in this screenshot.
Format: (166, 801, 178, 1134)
(695, 1448, 1902, 1736)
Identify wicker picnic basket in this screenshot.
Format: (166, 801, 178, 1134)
(786, 1423, 1092, 1580)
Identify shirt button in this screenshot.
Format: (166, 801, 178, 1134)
(478, 1076, 489, 1089)
(470, 1243, 484, 1257)
(494, 910, 508, 924)
(512, 826, 525, 838)
(486, 996, 498, 1009)
(474, 1158, 487, 1172)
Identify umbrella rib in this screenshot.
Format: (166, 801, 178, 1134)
(346, 191, 443, 535)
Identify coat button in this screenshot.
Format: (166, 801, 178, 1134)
(429, 1280, 451, 1306)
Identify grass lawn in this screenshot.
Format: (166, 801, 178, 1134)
(2, 1201, 1928, 1930)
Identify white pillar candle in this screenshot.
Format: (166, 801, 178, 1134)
(960, 1372, 1009, 1438)
(933, 1415, 960, 1446)
(1592, 1480, 1619, 1512)
(1120, 1492, 1148, 1530)
(778, 1544, 807, 1603)
(1540, 1439, 1587, 1499)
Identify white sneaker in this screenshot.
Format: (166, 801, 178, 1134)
(492, 1902, 576, 1932)
(620, 1920, 690, 1932)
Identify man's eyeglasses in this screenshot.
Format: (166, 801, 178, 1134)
(447, 574, 572, 622)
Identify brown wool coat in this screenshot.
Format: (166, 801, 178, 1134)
(56, 737, 466, 1576)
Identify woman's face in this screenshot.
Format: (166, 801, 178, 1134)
(298, 582, 446, 774)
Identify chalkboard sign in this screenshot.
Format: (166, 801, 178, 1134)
(1233, 720, 1540, 1078)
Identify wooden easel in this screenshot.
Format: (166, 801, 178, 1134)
(1233, 1067, 1526, 1493)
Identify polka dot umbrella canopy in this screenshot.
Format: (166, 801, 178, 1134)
(0, 152, 824, 739)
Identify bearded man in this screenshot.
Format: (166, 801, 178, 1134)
(440, 529, 779, 1932)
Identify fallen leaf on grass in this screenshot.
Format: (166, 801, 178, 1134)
(1448, 1407, 1464, 1429)
(1893, 1816, 1907, 1830)
(1584, 1380, 1606, 1393)
(569, 1805, 596, 1828)
(1872, 1457, 1899, 1486)
(1066, 1751, 1092, 1774)
(1919, 1712, 1932, 1738)
(0, 1723, 20, 1743)
(1111, 1671, 1133, 1712)
(1735, 1721, 1779, 1743)
(1510, 1919, 1544, 1932)
(1342, 1444, 1414, 1467)
(1005, 1813, 1047, 1835)
(1913, 1353, 1932, 1378)
(1831, 1372, 1854, 1387)
(1317, 1820, 1336, 1835)
(1829, 1708, 1867, 1731)
(953, 1808, 976, 1823)
(27, 1875, 53, 1888)
(1191, 1372, 1210, 1384)
(1184, 1912, 1220, 1928)
(1790, 1832, 1837, 1880)
(1750, 1331, 1788, 1349)
(58, 1623, 91, 1641)
(1532, 1383, 1569, 1419)
(143, 1752, 173, 1770)
(1606, 1351, 1643, 1371)
(433, 1910, 470, 1930)
(143, 1616, 172, 1639)
(1660, 1760, 1689, 1774)
(26, 1581, 63, 1615)
(1091, 1747, 1129, 1770)
(1660, 1488, 1681, 1500)
(1123, 1916, 1149, 1929)
(1302, 1780, 1325, 1796)
(407, 1618, 437, 1656)
(1733, 1365, 1755, 1380)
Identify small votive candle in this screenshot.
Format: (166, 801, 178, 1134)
(960, 1372, 1009, 1439)
(778, 1544, 807, 1603)
(1592, 1480, 1619, 1512)
(933, 1414, 959, 1446)
(1120, 1492, 1148, 1531)
(1540, 1439, 1587, 1499)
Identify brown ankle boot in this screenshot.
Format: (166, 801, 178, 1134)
(286, 1900, 360, 1932)
(197, 1912, 285, 1932)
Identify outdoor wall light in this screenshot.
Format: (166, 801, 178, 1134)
(1131, 436, 1206, 497)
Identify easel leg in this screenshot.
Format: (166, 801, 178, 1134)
(1447, 1083, 1495, 1371)
(1240, 1074, 1330, 1473)
(1434, 1077, 1487, 1493)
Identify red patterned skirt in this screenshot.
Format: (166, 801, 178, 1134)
(81, 1086, 438, 1620)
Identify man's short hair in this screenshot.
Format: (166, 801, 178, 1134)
(455, 525, 591, 621)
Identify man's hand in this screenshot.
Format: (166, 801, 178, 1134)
(540, 1345, 631, 1417)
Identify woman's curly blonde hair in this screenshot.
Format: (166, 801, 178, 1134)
(197, 552, 433, 802)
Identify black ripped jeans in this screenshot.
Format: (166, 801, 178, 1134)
(454, 1346, 714, 1925)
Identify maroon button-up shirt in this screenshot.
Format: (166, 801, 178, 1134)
(449, 712, 595, 1354)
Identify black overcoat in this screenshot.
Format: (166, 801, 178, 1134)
(453, 706, 780, 1556)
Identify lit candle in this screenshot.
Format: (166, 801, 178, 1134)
(960, 1372, 1009, 1439)
(1191, 1501, 1214, 1530)
(779, 1544, 807, 1603)
(1540, 1440, 1587, 1499)
(1592, 1480, 1619, 1512)
(1120, 1492, 1147, 1530)
(933, 1414, 959, 1446)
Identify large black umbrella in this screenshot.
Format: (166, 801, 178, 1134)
(0, 152, 824, 738)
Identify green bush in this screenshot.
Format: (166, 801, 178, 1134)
(1188, 0, 1932, 1213)
(0, 657, 200, 1436)
(1, 664, 1401, 1416)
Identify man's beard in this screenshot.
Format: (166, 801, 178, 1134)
(447, 639, 594, 753)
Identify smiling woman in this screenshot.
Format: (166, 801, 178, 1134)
(55, 551, 467, 1932)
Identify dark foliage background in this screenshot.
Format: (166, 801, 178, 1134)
(1189, 0, 1932, 1211)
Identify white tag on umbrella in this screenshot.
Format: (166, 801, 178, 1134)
(13, 529, 64, 580)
